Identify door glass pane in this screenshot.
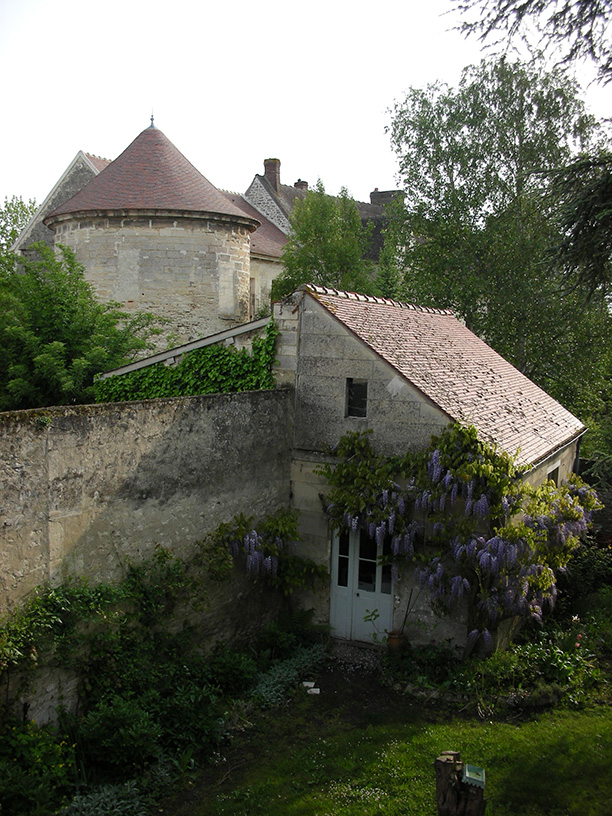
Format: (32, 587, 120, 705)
(339, 531, 349, 557)
(358, 559, 376, 591)
(359, 531, 377, 561)
(380, 534, 392, 594)
(337, 555, 349, 587)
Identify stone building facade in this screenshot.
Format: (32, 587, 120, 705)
(14, 127, 396, 347)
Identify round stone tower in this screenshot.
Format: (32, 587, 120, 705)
(44, 123, 260, 344)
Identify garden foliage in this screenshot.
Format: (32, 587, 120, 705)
(93, 319, 279, 403)
(319, 425, 601, 649)
(0, 243, 160, 411)
(0, 508, 328, 814)
(201, 508, 328, 597)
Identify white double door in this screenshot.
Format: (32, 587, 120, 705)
(330, 528, 394, 642)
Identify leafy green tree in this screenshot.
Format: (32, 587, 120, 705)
(386, 57, 612, 411)
(0, 243, 159, 411)
(271, 180, 375, 300)
(0, 195, 36, 254)
(454, 1, 612, 296)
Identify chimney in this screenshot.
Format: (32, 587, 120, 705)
(294, 179, 308, 190)
(264, 158, 281, 194)
(370, 189, 405, 206)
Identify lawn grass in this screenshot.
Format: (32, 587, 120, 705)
(163, 672, 612, 816)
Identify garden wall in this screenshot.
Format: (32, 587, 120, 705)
(0, 389, 294, 614)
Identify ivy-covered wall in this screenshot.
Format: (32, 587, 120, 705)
(93, 321, 279, 403)
(0, 389, 293, 613)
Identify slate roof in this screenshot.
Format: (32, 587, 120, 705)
(46, 126, 258, 227)
(222, 192, 286, 258)
(306, 285, 585, 469)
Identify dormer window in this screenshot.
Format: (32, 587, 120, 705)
(346, 378, 368, 417)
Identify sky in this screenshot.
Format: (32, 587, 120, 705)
(1, 0, 609, 208)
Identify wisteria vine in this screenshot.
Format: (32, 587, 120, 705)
(205, 508, 327, 597)
(319, 425, 601, 650)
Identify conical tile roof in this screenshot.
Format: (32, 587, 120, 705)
(46, 125, 258, 228)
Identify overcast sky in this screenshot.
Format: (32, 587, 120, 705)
(1, 0, 609, 207)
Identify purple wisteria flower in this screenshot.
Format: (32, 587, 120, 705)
(474, 494, 489, 519)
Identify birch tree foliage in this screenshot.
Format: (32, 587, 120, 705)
(385, 56, 612, 421)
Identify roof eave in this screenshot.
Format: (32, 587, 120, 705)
(44, 208, 260, 232)
(521, 426, 587, 472)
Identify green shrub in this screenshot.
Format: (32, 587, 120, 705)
(152, 683, 222, 754)
(80, 696, 161, 776)
(555, 539, 612, 616)
(204, 643, 258, 696)
(456, 635, 599, 710)
(250, 643, 327, 707)
(0, 719, 76, 814)
(59, 780, 148, 816)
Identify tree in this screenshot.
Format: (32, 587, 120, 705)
(453, 0, 612, 84)
(0, 243, 159, 411)
(386, 56, 612, 410)
(271, 180, 375, 300)
(454, 1, 612, 295)
(0, 195, 36, 255)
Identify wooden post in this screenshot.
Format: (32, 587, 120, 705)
(434, 751, 486, 816)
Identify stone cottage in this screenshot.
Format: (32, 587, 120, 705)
(273, 286, 586, 643)
(91, 283, 587, 644)
(13, 122, 392, 347)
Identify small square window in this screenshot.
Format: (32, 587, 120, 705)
(346, 378, 367, 417)
(547, 466, 559, 487)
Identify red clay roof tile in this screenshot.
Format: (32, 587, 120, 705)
(307, 286, 585, 468)
(48, 127, 257, 226)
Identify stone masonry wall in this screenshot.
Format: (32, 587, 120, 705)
(0, 389, 293, 613)
(53, 215, 252, 346)
(274, 293, 450, 457)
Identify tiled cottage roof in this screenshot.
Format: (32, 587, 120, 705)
(47, 126, 258, 227)
(306, 285, 585, 468)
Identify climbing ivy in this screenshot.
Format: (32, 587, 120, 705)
(318, 425, 601, 649)
(93, 320, 279, 403)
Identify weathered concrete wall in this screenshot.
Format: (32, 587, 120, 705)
(53, 215, 252, 346)
(0, 389, 293, 613)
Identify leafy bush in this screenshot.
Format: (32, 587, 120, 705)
(59, 780, 148, 816)
(0, 720, 75, 814)
(456, 634, 599, 711)
(80, 696, 161, 776)
(204, 643, 258, 697)
(147, 683, 222, 755)
(93, 319, 279, 402)
(250, 643, 327, 707)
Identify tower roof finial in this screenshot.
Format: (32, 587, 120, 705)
(150, 112, 155, 128)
